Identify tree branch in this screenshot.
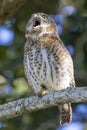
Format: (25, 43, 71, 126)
(0, 87, 87, 121)
(0, 0, 27, 25)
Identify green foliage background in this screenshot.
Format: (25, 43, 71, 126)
(0, 0, 87, 130)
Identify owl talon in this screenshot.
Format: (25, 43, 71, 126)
(40, 90, 49, 96)
(37, 90, 49, 97)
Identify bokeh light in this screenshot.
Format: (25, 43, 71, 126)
(0, 122, 4, 129)
(50, 14, 65, 35)
(75, 104, 87, 119)
(67, 45, 75, 56)
(62, 5, 76, 16)
(0, 84, 13, 97)
(58, 122, 84, 130)
(57, 24, 63, 35)
(0, 26, 14, 46)
(70, 26, 79, 33)
(54, 14, 66, 25)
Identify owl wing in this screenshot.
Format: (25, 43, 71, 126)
(24, 40, 34, 86)
(24, 49, 33, 88)
(56, 38, 75, 88)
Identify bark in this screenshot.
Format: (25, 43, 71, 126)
(0, 0, 27, 25)
(0, 87, 87, 121)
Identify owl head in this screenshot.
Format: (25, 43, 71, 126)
(25, 13, 58, 40)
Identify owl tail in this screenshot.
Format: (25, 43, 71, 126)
(58, 103, 72, 126)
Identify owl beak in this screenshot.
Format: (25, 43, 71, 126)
(33, 16, 41, 27)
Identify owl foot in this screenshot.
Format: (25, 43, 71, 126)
(37, 90, 49, 97)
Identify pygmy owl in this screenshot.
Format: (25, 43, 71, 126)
(24, 13, 75, 126)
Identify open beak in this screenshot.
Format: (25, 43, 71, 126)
(33, 17, 41, 27)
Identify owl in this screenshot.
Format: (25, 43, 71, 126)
(24, 13, 75, 126)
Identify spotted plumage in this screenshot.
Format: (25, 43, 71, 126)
(24, 13, 75, 125)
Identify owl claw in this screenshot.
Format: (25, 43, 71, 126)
(41, 90, 49, 95)
(37, 90, 49, 98)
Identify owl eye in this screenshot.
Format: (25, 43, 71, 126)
(42, 15, 48, 20)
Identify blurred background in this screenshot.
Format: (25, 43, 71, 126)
(0, 0, 87, 130)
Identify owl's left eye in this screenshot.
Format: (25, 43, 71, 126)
(42, 15, 48, 20)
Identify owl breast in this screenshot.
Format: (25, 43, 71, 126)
(24, 43, 73, 94)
